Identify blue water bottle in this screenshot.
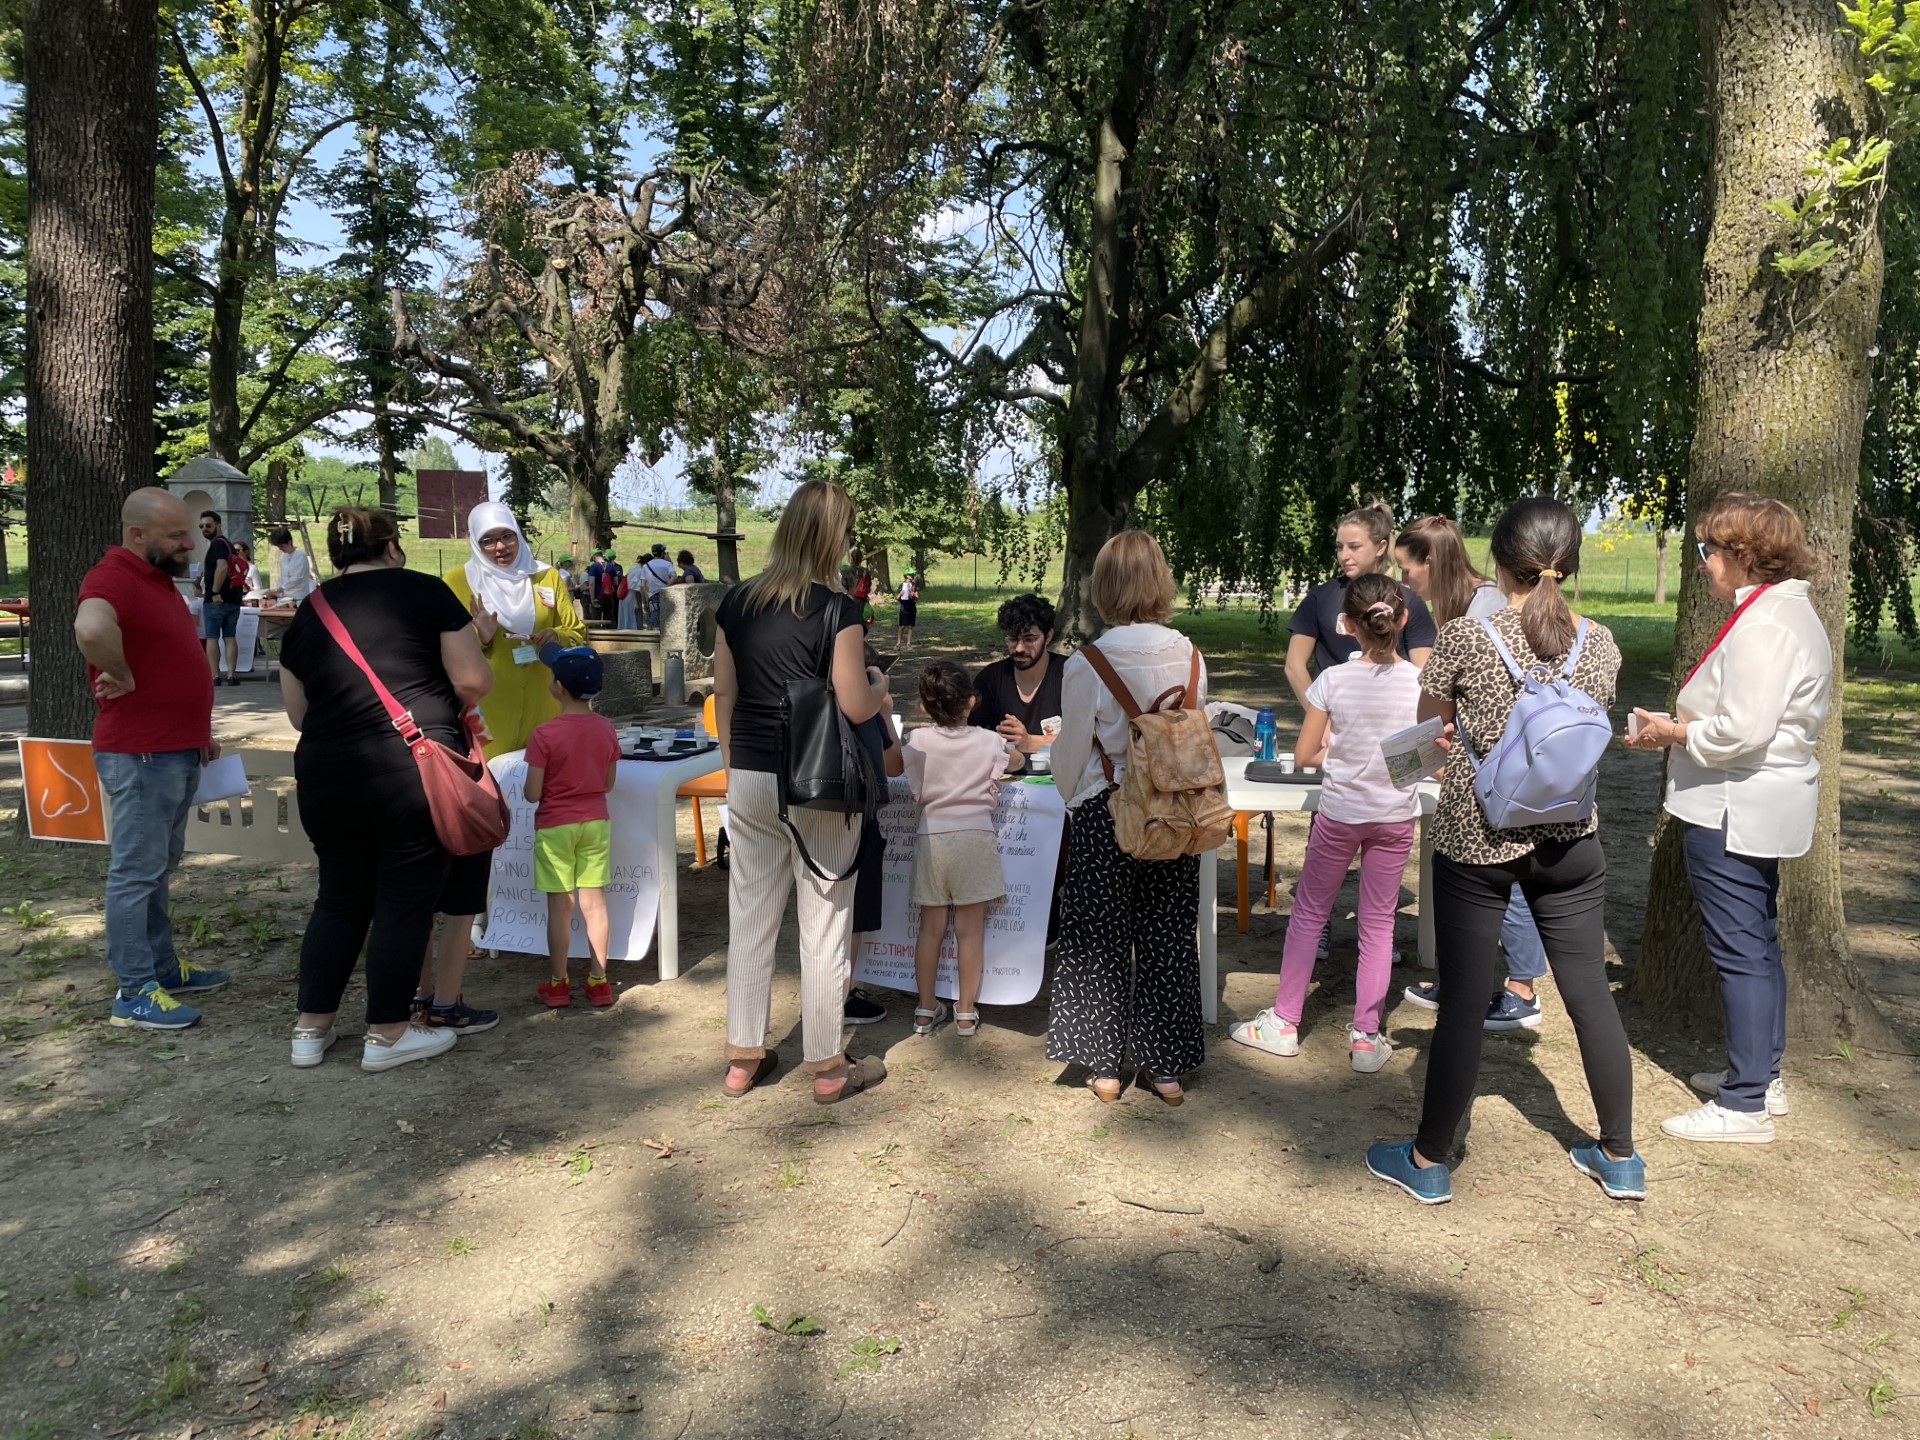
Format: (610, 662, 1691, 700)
(1253, 707, 1277, 762)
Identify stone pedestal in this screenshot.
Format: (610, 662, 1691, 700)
(166, 455, 254, 577)
(593, 649, 655, 721)
(658, 581, 732, 695)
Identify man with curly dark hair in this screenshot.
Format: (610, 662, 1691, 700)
(970, 593, 1063, 765)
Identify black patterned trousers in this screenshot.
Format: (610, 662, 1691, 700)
(1045, 791, 1204, 1080)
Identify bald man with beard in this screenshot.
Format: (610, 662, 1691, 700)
(74, 487, 228, 1031)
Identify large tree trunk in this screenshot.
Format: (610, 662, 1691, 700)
(1634, 0, 1888, 1044)
(567, 466, 613, 556)
(205, 275, 246, 464)
(1054, 99, 1140, 644)
(372, 396, 400, 514)
(714, 470, 740, 583)
(1055, 479, 1129, 642)
(262, 457, 289, 525)
(25, 0, 159, 743)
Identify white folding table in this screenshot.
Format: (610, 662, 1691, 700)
(1197, 756, 1440, 1023)
(652, 748, 724, 979)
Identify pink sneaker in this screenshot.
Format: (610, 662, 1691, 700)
(1229, 1008, 1299, 1057)
(1349, 1028, 1392, 1074)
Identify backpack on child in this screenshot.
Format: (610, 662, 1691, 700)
(1462, 617, 1613, 829)
(1079, 643, 1234, 861)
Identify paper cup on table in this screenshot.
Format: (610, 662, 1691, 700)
(1278, 752, 1295, 775)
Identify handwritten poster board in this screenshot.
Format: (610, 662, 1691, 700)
(851, 779, 1066, 1006)
(477, 752, 664, 960)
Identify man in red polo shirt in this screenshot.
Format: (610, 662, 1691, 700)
(74, 488, 228, 1031)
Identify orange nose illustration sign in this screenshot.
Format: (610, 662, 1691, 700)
(18, 739, 108, 844)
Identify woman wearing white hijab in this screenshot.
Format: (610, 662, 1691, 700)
(422, 503, 586, 1034)
(440, 502, 585, 760)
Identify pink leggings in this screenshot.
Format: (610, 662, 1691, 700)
(1274, 814, 1416, 1035)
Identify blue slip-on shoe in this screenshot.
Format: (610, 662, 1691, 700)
(1402, 982, 1441, 1011)
(1366, 1139, 1452, 1205)
(110, 982, 201, 1031)
(424, 999, 500, 1034)
(155, 958, 230, 993)
(1569, 1141, 1647, 1201)
(1484, 989, 1543, 1031)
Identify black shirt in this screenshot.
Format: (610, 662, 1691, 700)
(202, 536, 244, 605)
(281, 568, 473, 776)
(1288, 575, 1437, 675)
(716, 581, 864, 773)
(970, 653, 1065, 738)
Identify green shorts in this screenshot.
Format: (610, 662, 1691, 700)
(534, 820, 612, 893)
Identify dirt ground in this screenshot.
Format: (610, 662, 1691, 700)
(2, 644, 1919, 1440)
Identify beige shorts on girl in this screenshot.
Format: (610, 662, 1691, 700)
(910, 830, 1006, 908)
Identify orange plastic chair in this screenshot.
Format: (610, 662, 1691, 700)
(677, 694, 728, 867)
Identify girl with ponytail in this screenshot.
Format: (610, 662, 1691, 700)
(1232, 574, 1422, 1074)
(1394, 515, 1548, 1028)
(1367, 498, 1640, 1207)
(1284, 504, 1438, 961)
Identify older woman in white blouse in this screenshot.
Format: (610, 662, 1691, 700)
(1627, 494, 1832, 1144)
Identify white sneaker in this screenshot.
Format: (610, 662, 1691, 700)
(361, 1023, 457, 1072)
(1349, 1028, 1392, 1074)
(290, 1026, 337, 1068)
(1229, 1008, 1299, 1057)
(1688, 1069, 1789, 1116)
(1660, 1099, 1775, 1144)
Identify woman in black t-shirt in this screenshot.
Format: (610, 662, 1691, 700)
(278, 507, 492, 1075)
(714, 481, 892, 1103)
(1284, 504, 1437, 708)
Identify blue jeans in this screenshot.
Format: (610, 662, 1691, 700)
(96, 749, 200, 993)
(1681, 819, 1784, 1115)
(1501, 883, 1547, 983)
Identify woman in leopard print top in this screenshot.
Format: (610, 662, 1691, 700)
(1366, 498, 1642, 1208)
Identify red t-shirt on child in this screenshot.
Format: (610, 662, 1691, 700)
(525, 711, 621, 828)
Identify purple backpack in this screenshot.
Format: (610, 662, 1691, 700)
(1461, 618, 1611, 829)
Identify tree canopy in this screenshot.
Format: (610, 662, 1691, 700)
(1, 0, 1913, 643)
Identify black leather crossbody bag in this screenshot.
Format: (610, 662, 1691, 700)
(778, 599, 878, 881)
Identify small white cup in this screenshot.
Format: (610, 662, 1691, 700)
(652, 738, 674, 756)
(1277, 751, 1295, 775)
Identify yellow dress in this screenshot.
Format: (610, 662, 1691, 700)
(441, 564, 587, 759)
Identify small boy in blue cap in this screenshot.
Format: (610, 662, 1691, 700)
(524, 647, 621, 1008)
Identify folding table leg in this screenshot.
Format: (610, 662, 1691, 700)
(1234, 811, 1251, 933)
(1264, 813, 1276, 910)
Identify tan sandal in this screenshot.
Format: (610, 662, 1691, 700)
(1087, 1075, 1122, 1104)
(1144, 1073, 1185, 1107)
(813, 1055, 887, 1105)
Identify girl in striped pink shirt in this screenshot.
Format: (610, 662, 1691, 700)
(1232, 573, 1423, 1072)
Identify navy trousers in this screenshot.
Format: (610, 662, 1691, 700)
(1681, 819, 1784, 1115)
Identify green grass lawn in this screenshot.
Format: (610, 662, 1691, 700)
(907, 580, 1917, 730)
(6, 512, 1915, 685)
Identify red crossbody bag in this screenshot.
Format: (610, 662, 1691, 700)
(307, 589, 511, 856)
